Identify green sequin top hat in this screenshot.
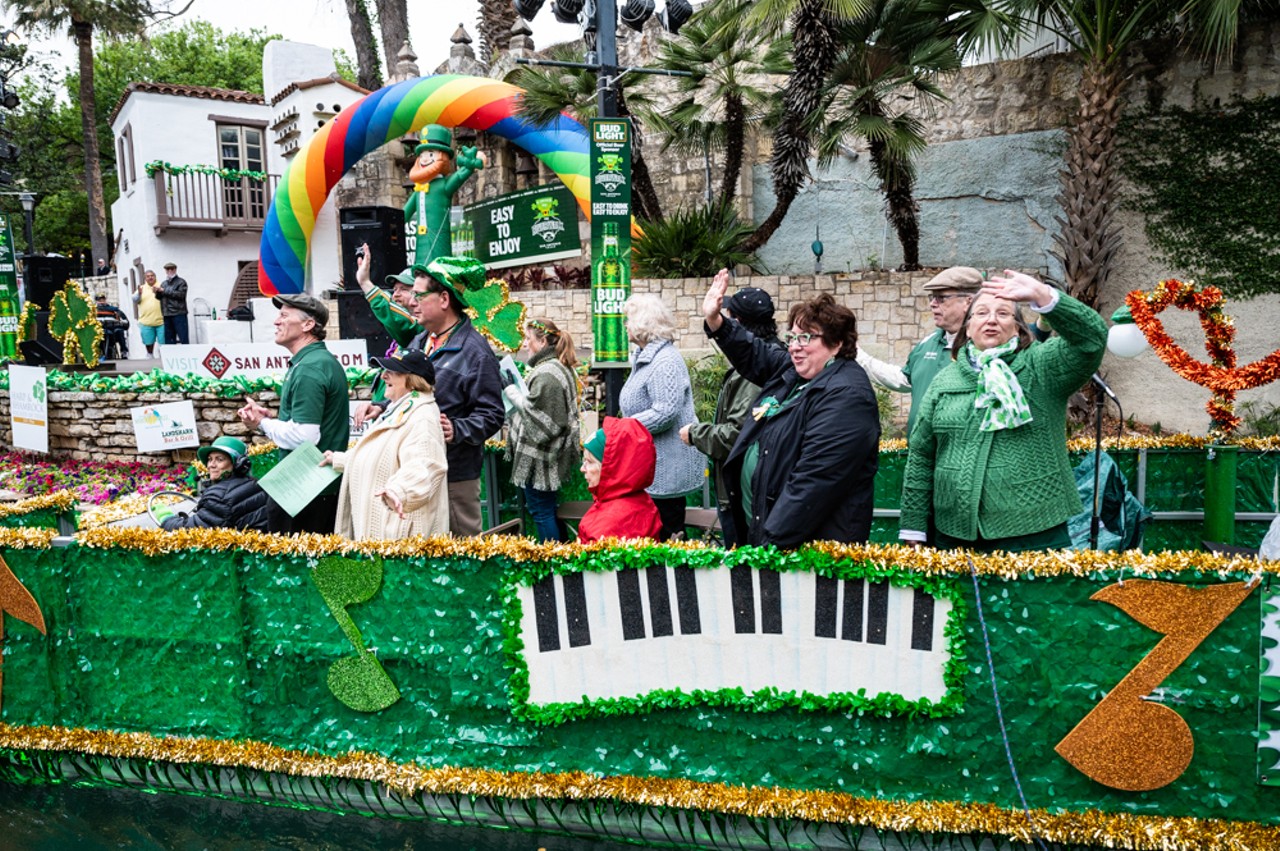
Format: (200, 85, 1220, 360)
(415, 124, 455, 155)
(415, 256, 486, 309)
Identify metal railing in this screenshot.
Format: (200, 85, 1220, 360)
(152, 168, 280, 234)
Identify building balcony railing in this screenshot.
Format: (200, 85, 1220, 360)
(151, 168, 281, 235)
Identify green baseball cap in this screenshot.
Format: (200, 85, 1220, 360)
(198, 436, 248, 465)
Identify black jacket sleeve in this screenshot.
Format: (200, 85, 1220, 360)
(706, 317, 792, 388)
(160, 476, 269, 531)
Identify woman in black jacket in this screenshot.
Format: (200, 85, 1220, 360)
(702, 270, 880, 548)
(154, 437, 270, 532)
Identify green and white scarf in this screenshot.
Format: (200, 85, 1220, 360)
(968, 339, 1033, 432)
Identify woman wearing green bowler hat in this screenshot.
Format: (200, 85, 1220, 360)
(153, 437, 269, 531)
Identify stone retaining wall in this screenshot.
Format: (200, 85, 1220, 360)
(0, 388, 371, 464)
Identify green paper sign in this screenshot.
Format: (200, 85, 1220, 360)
(589, 119, 633, 363)
(0, 215, 19, 362)
(461, 184, 582, 270)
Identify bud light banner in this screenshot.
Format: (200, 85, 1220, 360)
(589, 118, 633, 363)
(0, 215, 20, 362)
(462, 184, 582, 270)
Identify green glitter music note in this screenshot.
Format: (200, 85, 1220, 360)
(310, 554, 400, 712)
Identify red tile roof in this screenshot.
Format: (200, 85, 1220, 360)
(269, 74, 368, 107)
(110, 81, 265, 124)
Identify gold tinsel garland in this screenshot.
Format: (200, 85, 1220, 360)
(54, 527, 1273, 578)
(76, 492, 190, 531)
(0, 527, 58, 548)
(0, 490, 77, 519)
(0, 722, 1275, 850)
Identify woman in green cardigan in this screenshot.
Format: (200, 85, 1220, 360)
(899, 270, 1107, 552)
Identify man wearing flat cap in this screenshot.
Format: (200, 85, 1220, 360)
(858, 266, 983, 435)
(679, 286, 784, 546)
(237, 292, 350, 534)
(157, 262, 190, 345)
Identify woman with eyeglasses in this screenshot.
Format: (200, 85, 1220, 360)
(701, 270, 881, 548)
(899, 270, 1106, 552)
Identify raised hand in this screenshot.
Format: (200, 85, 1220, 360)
(984, 269, 1054, 309)
(704, 269, 731, 330)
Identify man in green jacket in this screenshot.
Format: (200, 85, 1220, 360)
(857, 266, 983, 436)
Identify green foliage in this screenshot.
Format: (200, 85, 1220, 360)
(876, 386, 902, 439)
(633, 202, 760, 279)
(1238, 400, 1280, 437)
(686, 353, 730, 424)
(1119, 95, 1280, 299)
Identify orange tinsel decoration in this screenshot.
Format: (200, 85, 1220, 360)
(1126, 279, 1280, 435)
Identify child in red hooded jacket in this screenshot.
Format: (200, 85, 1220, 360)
(577, 417, 664, 543)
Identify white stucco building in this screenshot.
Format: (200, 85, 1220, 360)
(107, 41, 367, 352)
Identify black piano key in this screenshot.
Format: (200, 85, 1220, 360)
(759, 568, 782, 634)
(910, 587, 935, 651)
(646, 565, 674, 638)
(841, 578, 864, 642)
(731, 564, 755, 633)
(563, 571, 591, 648)
(674, 567, 701, 635)
(617, 568, 646, 640)
(814, 574, 838, 638)
(867, 580, 889, 645)
(532, 575, 560, 652)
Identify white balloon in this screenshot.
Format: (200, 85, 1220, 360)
(1107, 322, 1148, 358)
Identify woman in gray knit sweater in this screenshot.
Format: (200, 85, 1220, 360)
(620, 294, 705, 540)
(505, 318, 581, 541)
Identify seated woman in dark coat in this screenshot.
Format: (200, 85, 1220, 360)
(701, 269, 881, 549)
(153, 437, 269, 532)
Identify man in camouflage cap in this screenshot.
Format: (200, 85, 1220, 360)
(857, 266, 984, 435)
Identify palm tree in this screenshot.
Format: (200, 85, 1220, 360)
(513, 44, 665, 222)
(4, 0, 191, 267)
(945, 0, 1255, 308)
(640, 0, 791, 208)
(813, 0, 961, 270)
(476, 0, 516, 64)
(740, 0, 872, 253)
(374, 0, 409, 75)
(344, 0, 383, 90)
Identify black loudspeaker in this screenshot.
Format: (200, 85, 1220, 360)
(337, 206, 408, 361)
(22, 255, 78, 309)
(20, 311, 64, 364)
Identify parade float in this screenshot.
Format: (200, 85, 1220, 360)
(2, 74, 1280, 850)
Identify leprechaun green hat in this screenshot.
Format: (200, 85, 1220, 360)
(415, 124, 454, 155)
(197, 436, 248, 465)
(414, 256, 487, 310)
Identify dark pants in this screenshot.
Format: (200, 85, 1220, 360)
(716, 502, 740, 548)
(652, 496, 687, 542)
(934, 522, 1072, 554)
(267, 492, 339, 536)
(523, 486, 563, 542)
(164, 313, 189, 345)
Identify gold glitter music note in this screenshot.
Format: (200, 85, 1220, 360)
(310, 554, 400, 713)
(1055, 579, 1254, 791)
(0, 553, 46, 712)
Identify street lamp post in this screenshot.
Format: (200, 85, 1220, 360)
(18, 190, 32, 255)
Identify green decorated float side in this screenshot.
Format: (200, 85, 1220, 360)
(1, 529, 1278, 849)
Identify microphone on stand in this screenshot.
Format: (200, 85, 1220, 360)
(1091, 372, 1119, 404)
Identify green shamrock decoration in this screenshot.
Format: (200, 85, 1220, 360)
(48, 280, 103, 368)
(465, 278, 527, 353)
(30, 380, 45, 403)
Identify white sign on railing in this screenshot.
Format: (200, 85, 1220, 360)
(7, 364, 48, 454)
(159, 341, 368, 380)
(130, 400, 200, 453)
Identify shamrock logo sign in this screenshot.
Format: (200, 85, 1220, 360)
(1127, 279, 1280, 435)
(47, 280, 103, 368)
(30, 380, 45, 403)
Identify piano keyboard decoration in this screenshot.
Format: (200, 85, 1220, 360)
(511, 562, 959, 722)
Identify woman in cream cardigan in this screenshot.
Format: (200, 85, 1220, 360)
(322, 351, 449, 539)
